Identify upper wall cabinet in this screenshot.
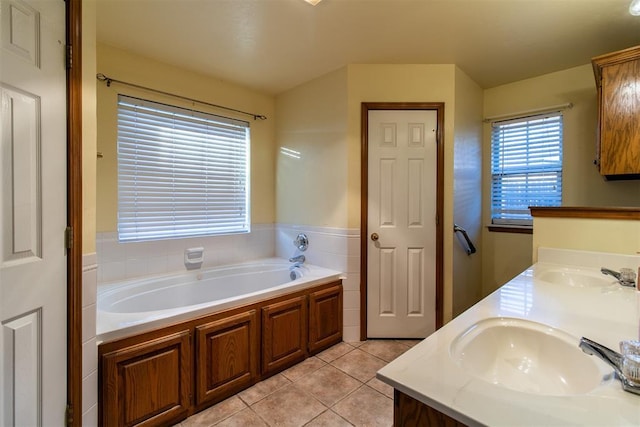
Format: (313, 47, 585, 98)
(592, 45, 640, 179)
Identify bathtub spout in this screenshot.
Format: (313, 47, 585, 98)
(289, 254, 305, 264)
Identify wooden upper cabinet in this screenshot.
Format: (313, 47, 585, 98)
(592, 45, 640, 178)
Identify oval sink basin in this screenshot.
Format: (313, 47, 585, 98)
(450, 318, 609, 396)
(534, 268, 613, 288)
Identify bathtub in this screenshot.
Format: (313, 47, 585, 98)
(97, 258, 342, 343)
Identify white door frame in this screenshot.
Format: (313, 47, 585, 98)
(360, 102, 444, 341)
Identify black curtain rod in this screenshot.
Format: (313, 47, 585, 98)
(96, 73, 267, 121)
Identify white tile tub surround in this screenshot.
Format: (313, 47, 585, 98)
(276, 224, 361, 342)
(82, 253, 98, 427)
(96, 224, 276, 284)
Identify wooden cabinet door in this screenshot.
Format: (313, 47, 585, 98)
(195, 310, 258, 406)
(262, 295, 308, 375)
(101, 330, 191, 427)
(600, 57, 640, 176)
(308, 284, 343, 354)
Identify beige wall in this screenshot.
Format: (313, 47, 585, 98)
(533, 217, 640, 260)
(275, 68, 348, 227)
(481, 64, 640, 296)
(82, 0, 97, 254)
(348, 64, 458, 322)
(95, 44, 276, 233)
(452, 68, 483, 316)
(276, 64, 461, 322)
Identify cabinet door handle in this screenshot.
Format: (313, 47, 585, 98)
(371, 233, 379, 241)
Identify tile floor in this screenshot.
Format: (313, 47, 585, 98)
(175, 339, 420, 427)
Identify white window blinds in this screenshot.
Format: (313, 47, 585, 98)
(490, 112, 563, 226)
(117, 95, 250, 242)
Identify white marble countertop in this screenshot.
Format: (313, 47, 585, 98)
(377, 248, 640, 426)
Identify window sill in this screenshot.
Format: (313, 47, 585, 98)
(487, 225, 533, 234)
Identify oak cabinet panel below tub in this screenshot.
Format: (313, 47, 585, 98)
(261, 295, 309, 376)
(308, 284, 343, 353)
(101, 330, 191, 427)
(195, 309, 259, 406)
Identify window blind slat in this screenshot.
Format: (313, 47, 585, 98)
(490, 112, 563, 226)
(117, 95, 250, 242)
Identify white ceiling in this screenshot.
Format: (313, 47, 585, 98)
(96, 0, 640, 95)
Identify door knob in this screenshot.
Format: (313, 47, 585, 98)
(371, 233, 379, 241)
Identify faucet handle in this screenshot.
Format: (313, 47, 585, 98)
(620, 268, 636, 284)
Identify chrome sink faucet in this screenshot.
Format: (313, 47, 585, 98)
(601, 267, 636, 287)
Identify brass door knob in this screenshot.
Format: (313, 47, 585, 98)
(371, 233, 379, 241)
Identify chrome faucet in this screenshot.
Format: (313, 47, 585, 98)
(289, 254, 305, 268)
(601, 267, 636, 287)
(579, 337, 640, 395)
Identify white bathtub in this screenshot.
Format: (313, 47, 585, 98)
(97, 258, 342, 343)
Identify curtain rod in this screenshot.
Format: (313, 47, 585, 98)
(96, 73, 267, 121)
(483, 102, 573, 123)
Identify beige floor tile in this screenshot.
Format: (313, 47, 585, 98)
(395, 339, 422, 348)
(330, 348, 387, 382)
(181, 396, 247, 427)
(214, 408, 268, 427)
(251, 384, 326, 427)
(332, 385, 393, 427)
(366, 377, 394, 399)
(296, 365, 362, 406)
(237, 373, 291, 406)
(359, 340, 411, 362)
(315, 342, 355, 363)
(281, 356, 326, 382)
(345, 340, 365, 347)
(305, 409, 354, 427)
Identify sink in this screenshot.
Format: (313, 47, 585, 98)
(534, 267, 614, 288)
(450, 317, 610, 396)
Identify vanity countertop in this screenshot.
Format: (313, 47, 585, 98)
(377, 248, 640, 426)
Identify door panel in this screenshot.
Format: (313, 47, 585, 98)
(367, 110, 437, 338)
(0, 0, 67, 424)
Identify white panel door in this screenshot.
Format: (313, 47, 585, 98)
(367, 110, 437, 338)
(0, 0, 67, 425)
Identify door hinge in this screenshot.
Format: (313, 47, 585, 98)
(66, 44, 72, 70)
(65, 226, 74, 250)
(65, 403, 74, 427)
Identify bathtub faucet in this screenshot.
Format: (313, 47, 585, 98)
(289, 254, 305, 268)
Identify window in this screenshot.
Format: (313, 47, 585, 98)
(490, 112, 563, 226)
(117, 95, 250, 242)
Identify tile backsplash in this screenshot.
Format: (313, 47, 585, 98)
(97, 224, 275, 284)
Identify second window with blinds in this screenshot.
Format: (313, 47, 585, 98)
(117, 95, 250, 242)
(490, 111, 563, 229)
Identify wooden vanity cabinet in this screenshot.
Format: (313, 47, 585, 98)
(394, 390, 467, 427)
(308, 284, 343, 353)
(592, 45, 640, 178)
(261, 295, 309, 376)
(100, 330, 191, 427)
(195, 309, 258, 407)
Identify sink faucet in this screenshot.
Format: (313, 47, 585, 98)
(601, 267, 636, 287)
(289, 254, 305, 268)
(579, 337, 640, 396)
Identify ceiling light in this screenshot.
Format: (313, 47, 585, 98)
(305, 0, 322, 5)
(630, 0, 640, 15)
